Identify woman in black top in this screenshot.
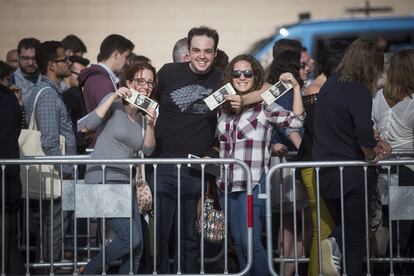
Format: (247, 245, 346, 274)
(298, 41, 349, 276)
(312, 39, 391, 276)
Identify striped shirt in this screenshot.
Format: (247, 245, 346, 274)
(216, 101, 305, 192)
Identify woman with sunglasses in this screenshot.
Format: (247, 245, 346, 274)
(217, 54, 305, 276)
(80, 62, 157, 274)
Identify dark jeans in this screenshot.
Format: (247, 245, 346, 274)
(0, 198, 25, 275)
(322, 167, 376, 276)
(84, 181, 142, 274)
(147, 164, 201, 274)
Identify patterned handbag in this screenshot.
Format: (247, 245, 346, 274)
(135, 171, 152, 214)
(196, 182, 225, 243)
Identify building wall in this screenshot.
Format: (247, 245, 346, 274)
(1, 0, 413, 68)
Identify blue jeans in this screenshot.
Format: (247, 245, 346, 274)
(224, 175, 269, 276)
(84, 185, 142, 274)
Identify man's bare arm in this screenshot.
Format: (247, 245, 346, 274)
(241, 82, 271, 106)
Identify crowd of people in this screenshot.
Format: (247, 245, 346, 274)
(1, 25, 413, 276)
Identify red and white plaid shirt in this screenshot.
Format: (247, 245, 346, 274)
(216, 101, 305, 192)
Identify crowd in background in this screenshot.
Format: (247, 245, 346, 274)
(1, 26, 414, 276)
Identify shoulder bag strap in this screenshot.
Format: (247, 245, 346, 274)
(28, 87, 49, 131)
(140, 116, 146, 181)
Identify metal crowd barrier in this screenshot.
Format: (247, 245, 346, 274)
(265, 155, 414, 276)
(0, 157, 252, 276)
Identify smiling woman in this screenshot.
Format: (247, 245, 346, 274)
(80, 62, 157, 274)
(216, 54, 305, 276)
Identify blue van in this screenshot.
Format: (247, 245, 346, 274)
(249, 16, 414, 69)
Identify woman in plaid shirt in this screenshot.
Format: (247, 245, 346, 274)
(217, 54, 305, 275)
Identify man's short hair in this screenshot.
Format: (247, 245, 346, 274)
(62, 34, 87, 54)
(187, 26, 219, 51)
(172, 37, 188, 62)
(35, 41, 63, 75)
(97, 34, 134, 62)
(272, 38, 303, 58)
(0, 60, 14, 79)
(69, 55, 90, 67)
(17, 37, 41, 54)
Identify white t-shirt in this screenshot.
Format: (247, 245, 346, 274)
(372, 89, 414, 154)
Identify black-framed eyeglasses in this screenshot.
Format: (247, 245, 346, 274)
(54, 56, 70, 64)
(231, 70, 254, 79)
(133, 78, 155, 88)
(71, 70, 80, 76)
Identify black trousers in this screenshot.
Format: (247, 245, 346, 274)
(147, 164, 201, 274)
(0, 200, 25, 275)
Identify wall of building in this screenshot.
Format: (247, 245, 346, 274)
(1, 0, 413, 68)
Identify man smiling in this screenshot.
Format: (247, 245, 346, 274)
(150, 26, 221, 273)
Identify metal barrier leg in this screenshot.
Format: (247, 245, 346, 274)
(364, 166, 371, 276)
(1, 165, 5, 276)
(200, 165, 205, 274)
(176, 164, 181, 274)
(339, 167, 347, 276)
(152, 164, 157, 274)
(25, 166, 30, 276)
(224, 164, 229, 274)
(315, 167, 323, 276)
(388, 166, 395, 276)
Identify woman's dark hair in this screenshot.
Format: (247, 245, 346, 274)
(318, 40, 350, 78)
(266, 49, 303, 88)
(336, 38, 383, 92)
(0, 60, 14, 79)
(121, 62, 157, 100)
(222, 54, 264, 94)
(383, 49, 414, 102)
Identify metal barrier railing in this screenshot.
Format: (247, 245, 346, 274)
(0, 157, 253, 276)
(265, 157, 414, 276)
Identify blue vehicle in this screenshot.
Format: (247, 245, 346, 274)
(249, 16, 414, 69)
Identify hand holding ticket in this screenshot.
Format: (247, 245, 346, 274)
(125, 88, 158, 114)
(261, 81, 293, 105)
(204, 83, 236, 110)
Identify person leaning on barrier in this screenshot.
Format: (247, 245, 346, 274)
(372, 49, 414, 273)
(297, 40, 350, 276)
(79, 62, 157, 274)
(216, 54, 305, 276)
(312, 38, 392, 276)
(0, 60, 25, 275)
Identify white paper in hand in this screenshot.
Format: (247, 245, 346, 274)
(203, 83, 236, 111)
(125, 88, 158, 114)
(261, 81, 293, 105)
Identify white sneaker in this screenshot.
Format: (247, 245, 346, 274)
(322, 237, 341, 276)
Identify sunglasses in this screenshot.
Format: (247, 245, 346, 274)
(231, 70, 254, 79)
(300, 61, 308, 69)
